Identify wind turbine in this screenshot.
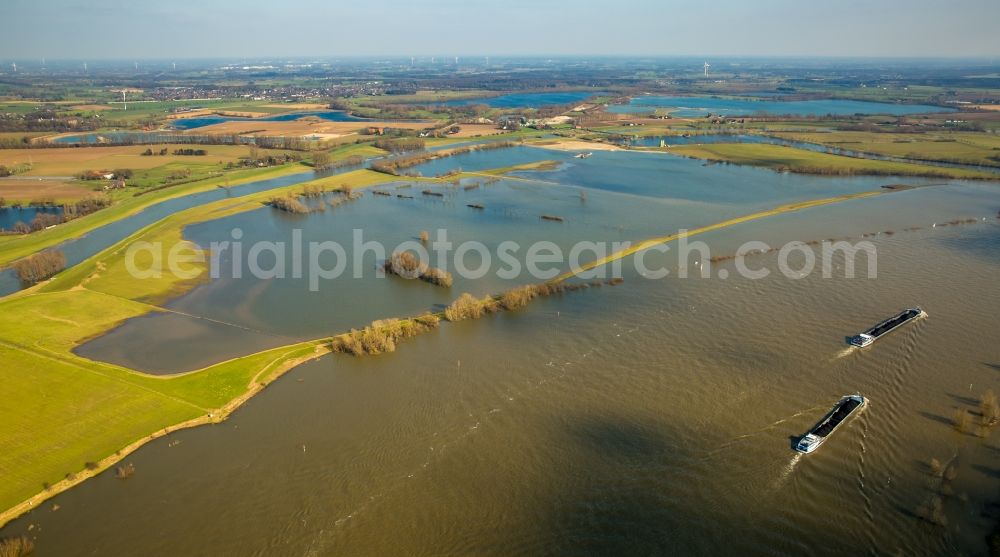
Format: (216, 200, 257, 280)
(10, 62, 15, 73)
(83, 62, 88, 73)
(134, 61, 138, 71)
(172, 61, 176, 70)
(703, 61, 710, 77)
(454, 56, 459, 65)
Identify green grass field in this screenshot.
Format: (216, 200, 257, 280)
(0, 163, 309, 268)
(0, 169, 401, 523)
(772, 130, 1000, 167)
(665, 143, 1000, 180)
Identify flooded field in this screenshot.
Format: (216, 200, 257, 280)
(5, 146, 1000, 556)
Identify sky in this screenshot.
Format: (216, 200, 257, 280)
(2, 0, 999, 60)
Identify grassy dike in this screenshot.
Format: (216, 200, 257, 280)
(0, 141, 390, 269)
(0, 169, 398, 527)
(0, 163, 310, 268)
(0, 164, 897, 528)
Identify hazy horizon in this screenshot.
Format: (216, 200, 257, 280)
(2, 0, 1000, 60)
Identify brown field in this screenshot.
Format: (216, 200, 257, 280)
(261, 103, 330, 110)
(0, 178, 95, 202)
(972, 104, 1000, 112)
(534, 139, 623, 152)
(0, 144, 271, 175)
(188, 119, 436, 137)
(445, 123, 508, 138)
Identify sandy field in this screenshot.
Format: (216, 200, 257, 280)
(533, 139, 623, 152)
(0, 178, 94, 201)
(261, 103, 330, 110)
(444, 123, 507, 138)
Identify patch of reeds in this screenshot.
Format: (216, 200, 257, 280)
(383, 251, 453, 288)
(953, 408, 972, 434)
(0, 536, 34, 557)
(467, 203, 485, 210)
(301, 184, 325, 198)
(436, 169, 462, 179)
(397, 194, 414, 199)
(421, 266, 454, 287)
(463, 184, 480, 191)
(268, 196, 310, 214)
(370, 141, 517, 175)
(499, 285, 537, 311)
(422, 189, 444, 197)
(115, 462, 135, 480)
(372, 190, 392, 197)
(540, 214, 565, 222)
(332, 279, 617, 358)
(981, 389, 1000, 427)
(449, 280, 620, 320)
(914, 496, 948, 526)
(327, 189, 362, 209)
(331, 315, 440, 356)
(13, 249, 66, 285)
(444, 293, 491, 321)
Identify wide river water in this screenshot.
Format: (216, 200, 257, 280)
(3, 145, 1000, 556)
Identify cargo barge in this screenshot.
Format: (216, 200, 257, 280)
(849, 307, 926, 348)
(795, 395, 867, 453)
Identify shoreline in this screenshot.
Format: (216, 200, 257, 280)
(0, 342, 331, 529)
(0, 186, 900, 529)
(533, 140, 623, 152)
(0, 163, 312, 271)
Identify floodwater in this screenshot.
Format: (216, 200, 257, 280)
(170, 110, 364, 131)
(5, 146, 1000, 556)
(608, 95, 955, 117)
(0, 165, 369, 298)
(0, 206, 62, 231)
(74, 149, 963, 373)
(439, 91, 604, 108)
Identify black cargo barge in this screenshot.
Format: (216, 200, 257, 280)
(795, 395, 867, 453)
(849, 307, 925, 348)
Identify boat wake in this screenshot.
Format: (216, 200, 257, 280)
(831, 346, 855, 361)
(773, 453, 802, 490)
(701, 405, 823, 460)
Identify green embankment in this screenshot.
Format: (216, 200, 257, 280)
(772, 131, 1000, 168)
(0, 169, 398, 524)
(0, 163, 310, 268)
(0, 141, 394, 268)
(0, 155, 903, 527)
(666, 143, 999, 180)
